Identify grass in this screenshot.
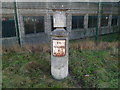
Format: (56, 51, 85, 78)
(2, 33, 119, 88)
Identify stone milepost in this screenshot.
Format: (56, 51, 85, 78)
(51, 10, 69, 80)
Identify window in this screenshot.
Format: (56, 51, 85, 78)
(2, 16, 16, 38)
(101, 15, 109, 27)
(35, 16, 44, 33)
(72, 16, 84, 30)
(23, 16, 44, 34)
(88, 16, 98, 28)
(111, 16, 118, 26)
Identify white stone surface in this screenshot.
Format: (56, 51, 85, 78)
(51, 29, 69, 80)
(51, 61, 68, 80)
(53, 11, 66, 27)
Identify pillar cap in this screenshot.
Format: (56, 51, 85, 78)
(51, 28, 68, 37)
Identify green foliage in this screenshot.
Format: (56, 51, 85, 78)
(69, 49, 118, 88)
(98, 33, 119, 42)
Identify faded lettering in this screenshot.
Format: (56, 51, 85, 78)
(53, 40, 66, 57)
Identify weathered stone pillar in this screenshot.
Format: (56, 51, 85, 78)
(51, 29, 69, 80)
(51, 10, 69, 80)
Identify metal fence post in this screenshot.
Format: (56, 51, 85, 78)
(14, 0, 21, 46)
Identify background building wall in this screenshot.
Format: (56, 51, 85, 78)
(1, 2, 119, 46)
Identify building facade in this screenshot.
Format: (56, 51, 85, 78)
(1, 2, 119, 46)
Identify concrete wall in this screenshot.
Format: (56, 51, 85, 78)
(1, 2, 119, 46)
(2, 37, 18, 46)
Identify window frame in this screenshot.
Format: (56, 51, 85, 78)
(2, 15, 16, 38)
(111, 15, 118, 26)
(23, 16, 45, 35)
(72, 15, 84, 30)
(100, 15, 109, 27)
(88, 15, 98, 28)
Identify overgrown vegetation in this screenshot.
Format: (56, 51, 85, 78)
(2, 33, 119, 88)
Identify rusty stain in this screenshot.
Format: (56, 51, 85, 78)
(54, 47, 65, 56)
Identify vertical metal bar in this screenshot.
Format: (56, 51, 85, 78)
(96, 1, 101, 44)
(14, 0, 21, 46)
(0, 1, 2, 90)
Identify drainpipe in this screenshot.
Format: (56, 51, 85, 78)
(14, 0, 21, 46)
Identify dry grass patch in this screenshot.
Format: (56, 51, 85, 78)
(2, 43, 51, 54)
(70, 39, 118, 51)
